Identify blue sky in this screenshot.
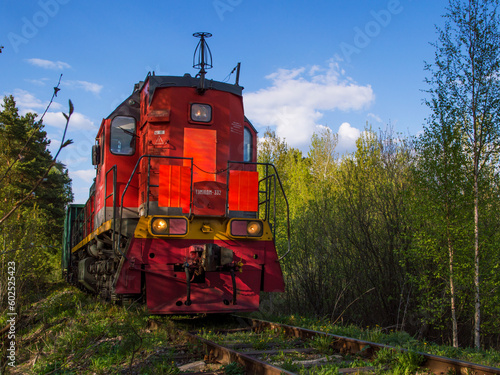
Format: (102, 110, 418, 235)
(1, 0, 447, 203)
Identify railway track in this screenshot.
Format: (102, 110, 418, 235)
(171, 315, 500, 375)
(4, 298, 499, 374)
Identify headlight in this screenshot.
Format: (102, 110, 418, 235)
(150, 217, 188, 236)
(151, 218, 168, 234)
(191, 103, 212, 122)
(229, 219, 264, 238)
(247, 221, 262, 236)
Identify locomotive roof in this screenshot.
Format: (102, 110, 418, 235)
(144, 73, 243, 101)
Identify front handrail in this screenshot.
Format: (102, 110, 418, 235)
(116, 155, 194, 258)
(227, 161, 291, 261)
(112, 156, 289, 261)
(259, 173, 277, 230)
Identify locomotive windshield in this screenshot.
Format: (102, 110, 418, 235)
(110, 116, 136, 155)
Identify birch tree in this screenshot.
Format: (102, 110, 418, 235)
(425, 0, 500, 349)
(413, 110, 470, 347)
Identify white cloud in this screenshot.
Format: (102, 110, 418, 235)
(367, 113, 382, 123)
(9, 89, 96, 136)
(64, 80, 103, 95)
(42, 112, 67, 128)
(43, 111, 95, 130)
(245, 62, 374, 148)
(12, 89, 63, 116)
(71, 169, 96, 184)
(338, 122, 361, 144)
(13, 88, 46, 110)
(70, 112, 96, 130)
(26, 58, 71, 70)
(24, 78, 50, 86)
(338, 122, 361, 151)
(61, 154, 88, 166)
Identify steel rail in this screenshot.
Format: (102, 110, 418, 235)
(180, 329, 295, 375)
(236, 317, 500, 375)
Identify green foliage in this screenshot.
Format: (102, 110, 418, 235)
(0, 95, 73, 308)
(198, 326, 298, 352)
(263, 126, 414, 328)
(407, 116, 474, 341)
(372, 348, 425, 375)
(221, 362, 245, 375)
(393, 350, 425, 375)
(309, 335, 336, 355)
(305, 365, 340, 375)
(418, 0, 500, 348)
(259, 109, 500, 347)
(373, 347, 399, 367)
(279, 359, 304, 373)
(140, 361, 180, 375)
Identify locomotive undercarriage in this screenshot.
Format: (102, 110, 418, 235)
(69, 219, 140, 303)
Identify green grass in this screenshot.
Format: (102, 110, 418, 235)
(197, 325, 301, 351)
(309, 334, 337, 355)
(5, 284, 184, 374)
(221, 362, 245, 375)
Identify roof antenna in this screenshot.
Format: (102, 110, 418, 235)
(193, 32, 213, 94)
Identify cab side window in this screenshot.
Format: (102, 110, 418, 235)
(110, 116, 136, 155)
(243, 127, 252, 162)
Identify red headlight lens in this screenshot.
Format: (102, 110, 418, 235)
(230, 220, 248, 236)
(169, 218, 188, 235)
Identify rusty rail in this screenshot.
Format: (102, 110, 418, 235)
(236, 316, 500, 375)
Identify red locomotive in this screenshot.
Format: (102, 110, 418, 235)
(62, 33, 289, 313)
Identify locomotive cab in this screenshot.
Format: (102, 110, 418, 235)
(132, 73, 259, 219)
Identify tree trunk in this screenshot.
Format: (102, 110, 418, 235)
(448, 234, 458, 347)
(474, 168, 480, 349)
